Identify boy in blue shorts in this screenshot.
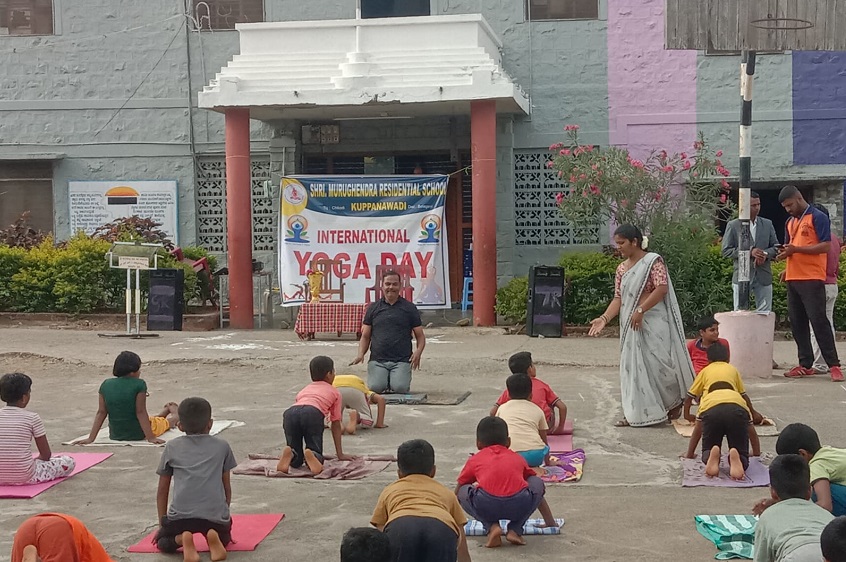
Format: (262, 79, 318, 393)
(456, 416, 557, 548)
(495, 374, 549, 468)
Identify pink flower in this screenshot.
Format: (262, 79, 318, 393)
(569, 175, 576, 182)
(716, 150, 723, 157)
(682, 160, 692, 170)
(655, 192, 662, 201)
(721, 179, 730, 188)
(720, 194, 727, 203)
(680, 152, 688, 159)
(591, 164, 598, 170)
(582, 190, 588, 197)
(546, 160, 554, 168)
(560, 149, 570, 156)
(631, 160, 644, 169)
(589, 184, 600, 194)
(694, 141, 704, 150)
(555, 192, 565, 205)
(549, 142, 564, 151)
(564, 124, 581, 131)
(661, 165, 674, 172)
(579, 174, 587, 180)
(558, 171, 564, 178)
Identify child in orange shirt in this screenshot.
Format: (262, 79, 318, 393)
(12, 513, 113, 562)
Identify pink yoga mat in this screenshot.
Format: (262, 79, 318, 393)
(127, 514, 284, 553)
(0, 452, 113, 499)
(547, 421, 574, 454)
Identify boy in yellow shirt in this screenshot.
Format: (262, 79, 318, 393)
(333, 374, 387, 435)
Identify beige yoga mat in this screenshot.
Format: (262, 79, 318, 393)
(672, 417, 779, 438)
(64, 420, 245, 447)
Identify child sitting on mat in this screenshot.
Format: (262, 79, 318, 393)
(333, 374, 387, 435)
(0, 372, 75, 485)
(278, 356, 353, 475)
(683, 342, 763, 425)
(490, 352, 568, 435)
(755, 423, 846, 517)
(822, 516, 846, 562)
(687, 315, 731, 375)
(495, 373, 549, 469)
(371, 439, 471, 562)
(76, 351, 178, 445)
(753, 454, 833, 562)
(340, 527, 392, 562)
(12, 513, 113, 562)
(456, 416, 557, 548)
(155, 397, 236, 562)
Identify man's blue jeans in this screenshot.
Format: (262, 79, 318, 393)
(367, 360, 412, 393)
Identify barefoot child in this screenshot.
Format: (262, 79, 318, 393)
(456, 417, 557, 548)
(371, 439, 471, 562)
(333, 374, 387, 435)
(822, 516, 846, 562)
(490, 352, 568, 434)
(687, 315, 731, 375)
(753, 454, 833, 562)
(0, 373, 75, 485)
(495, 374, 549, 468)
(155, 397, 235, 562)
(76, 351, 178, 445)
(277, 356, 353, 475)
(12, 513, 113, 562)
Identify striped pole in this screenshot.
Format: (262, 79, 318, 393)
(737, 51, 756, 310)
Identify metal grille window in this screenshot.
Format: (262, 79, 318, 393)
(192, 0, 263, 30)
(526, 0, 598, 20)
(0, 0, 53, 35)
(513, 150, 599, 246)
(195, 156, 274, 253)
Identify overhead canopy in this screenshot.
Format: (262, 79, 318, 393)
(198, 14, 530, 120)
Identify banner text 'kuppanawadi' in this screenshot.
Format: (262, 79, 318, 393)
(306, 181, 447, 198)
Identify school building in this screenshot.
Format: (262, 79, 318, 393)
(2, 0, 846, 327)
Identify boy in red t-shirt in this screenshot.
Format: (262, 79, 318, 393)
(687, 316, 731, 375)
(456, 417, 557, 548)
(490, 352, 568, 434)
(277, 356, 353, 475)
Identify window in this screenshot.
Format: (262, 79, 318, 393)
(526, 0, 598, 20)
(513, 150, 599, 246)
(0, 161, 54, 233)
(0, 0, 53, 35)
(192, 0, 263, 31)
(361, 0, 429, 19)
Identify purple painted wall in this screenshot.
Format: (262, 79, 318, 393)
(607, 0, 697, 159)
(793, 51, 846, 165)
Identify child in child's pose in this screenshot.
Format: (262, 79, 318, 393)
(333, 374, 387, 435)
(687, 315, 731, 375)
(371, 439, 471, 562)
(755, 423, 846, 516)
(490, 352, 568, 434)
(753, 454, 834, 562)
(495, 373, 549, 468)
(683, 342, 763, 425)
(340, 527, 392, 562)
(278, 356, 353, 475)
(456, 417, 557, 548)
(0, 373, 75, 485)
(12, 513, 113, 562)
(76, 351, 178, 445)
(155, 397, 236, 562)
(822, 516, 846, 562)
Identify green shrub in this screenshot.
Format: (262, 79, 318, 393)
(559, 252, 618, 324)
(495, 276, 529, 323)
(0, 245, 27, 309)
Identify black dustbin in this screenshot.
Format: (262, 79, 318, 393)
(526, 265, 565, 337)
(147, 268, 185, 331)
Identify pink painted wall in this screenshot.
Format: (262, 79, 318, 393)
(607, 0, 698, 160)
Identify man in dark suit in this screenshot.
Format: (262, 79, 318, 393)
(721, 191, 779, 312)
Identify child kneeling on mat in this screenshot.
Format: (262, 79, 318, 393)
(755, 423, 846, 516)
(155, 397, 236, 562)
(0, 373, 75, 485)
(333, 374, 387, 435)
(371, 439, 471, 562)
(76, 351, 178, 445)
(495, 374, 549, 469)
(278, 356, 353, 475)
(491, 352, 568, 435)
(12, 513, 113, 562)
(456, 416, 557, 548)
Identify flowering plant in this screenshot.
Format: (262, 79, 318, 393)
(550, 125, 731, 237)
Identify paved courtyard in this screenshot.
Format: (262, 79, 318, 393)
(0, 326, 844, 561)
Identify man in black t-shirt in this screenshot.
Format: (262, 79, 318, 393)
(351, 270, 426, 393)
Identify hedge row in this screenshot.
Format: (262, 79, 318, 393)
(0, 235, 213, 314)
(496, 248, 846, 332)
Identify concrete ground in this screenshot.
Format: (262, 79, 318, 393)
(0, 327, 844, 561)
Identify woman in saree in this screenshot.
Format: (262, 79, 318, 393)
(588, 224, 696, 427)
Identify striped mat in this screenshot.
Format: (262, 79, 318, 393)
(694, 514, 757, 559)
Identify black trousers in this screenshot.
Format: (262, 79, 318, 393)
(700, 404, 750, 470)
(788, 279, 840, 368)
(283, 404, 325, 468)
(155, 516, 232, 553)
(384, 516, 458, 562)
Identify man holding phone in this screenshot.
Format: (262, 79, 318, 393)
(777, 185, 843, 382)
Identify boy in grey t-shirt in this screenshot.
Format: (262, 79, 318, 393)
(155, 397, 237, 562)
(754, 454, 833, 562)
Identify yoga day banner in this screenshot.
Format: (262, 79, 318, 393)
(278, 175, 450, 308)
